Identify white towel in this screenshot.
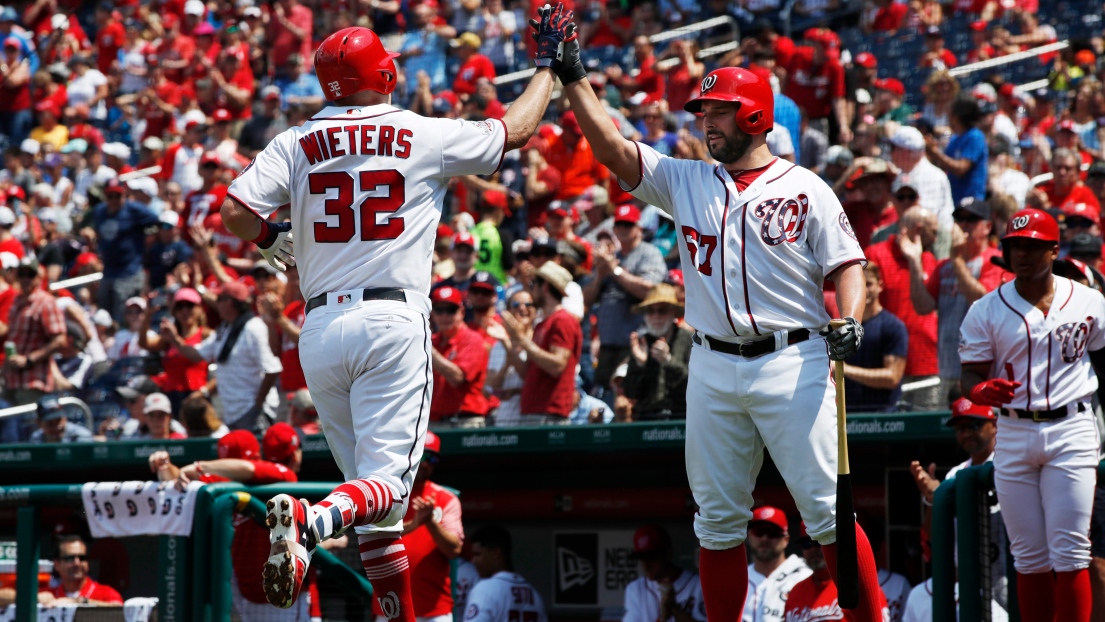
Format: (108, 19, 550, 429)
(81, 481, 202, 539)
(0, 604, 77, 621)
(124, 597, 159, 622)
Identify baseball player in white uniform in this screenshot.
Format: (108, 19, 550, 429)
(549, 31, 885, 621)
(623, 525, 707, 622)
(464, 525, 547, 622)
(220, 12, 573, 618)
(960, 207, 1105, 622)
(900, 578, 1008, 622)
(876, 569, 910, 622)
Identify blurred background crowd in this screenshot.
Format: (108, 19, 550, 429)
(0, 0, 1103, 442)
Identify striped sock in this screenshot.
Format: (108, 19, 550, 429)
(359, 534, 415, 622)
(311, 479, 395, 541)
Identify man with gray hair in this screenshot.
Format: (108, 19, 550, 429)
(889, 126, 955, 239)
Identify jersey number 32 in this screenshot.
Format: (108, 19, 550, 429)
(309, 170, 406, 243)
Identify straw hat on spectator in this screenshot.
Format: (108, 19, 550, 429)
(534, 262, 572, 295)
(631, 283, 684, 315)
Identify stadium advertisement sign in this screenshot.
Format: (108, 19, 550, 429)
(553, 530, 637, 607)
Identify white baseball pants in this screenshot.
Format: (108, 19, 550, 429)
(994, 409, 1099, 573)
(298, 294, 433, 535)
(686, 337, 839, 550)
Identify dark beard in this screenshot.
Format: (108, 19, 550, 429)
(707, 129, 754, 164)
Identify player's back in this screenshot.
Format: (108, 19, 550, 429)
(229, 103, 507, 302)
(464, 571, 547, 622)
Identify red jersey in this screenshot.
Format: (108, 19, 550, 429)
(142, 81, 183, 140)
(783, 48, 845, 120)
(453, 54, 497, 96)
(49, 577, 123, 604)
(520, 308, 582, 418)
(526, 166, 562, 229)
(430, 325, 490, 418)
(279, 300, 307, 392)
(584, 15, 631, 48)
(96, 21, 126, 74)
(784, 574, 865, 621)
(633, 55, 665, 103)
(871, 2, 908, 31)
(0, 238, 24, 259)
(926, 247, 1009, 302)
(231, 461, 298, 604)
(865, 237, 939, 376)
(182, 185, 229, 242)
(841, 201, 896, 249)
(372, 481, 463, 618)
(153, 329, 208, 392)
(1042, 182, 1101, 213)
(157, 34, 196, 83)
(541, 130, 610, 200)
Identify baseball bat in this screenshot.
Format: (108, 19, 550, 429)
(830, 319, 860, 609)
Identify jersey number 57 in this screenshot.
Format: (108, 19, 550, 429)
(309, 170, 406, 242)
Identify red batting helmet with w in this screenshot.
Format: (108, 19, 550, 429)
(683, 67, 774, 135)
(1003, 208, 1059, 244)
(315, 27, 400, 100)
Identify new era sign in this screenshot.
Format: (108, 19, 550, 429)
(553, 531, 637, 607)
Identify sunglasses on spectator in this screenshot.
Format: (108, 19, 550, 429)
(953, 212, 983, 224)
(174, 302, 196, 310)
(748, 526, 785, 539)
(59, 554, 87, 563)
(432, 305, 459, 315)
(510, 301, 535, 310)
(953, 419, 988, 432)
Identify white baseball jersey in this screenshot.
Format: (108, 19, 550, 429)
(454, 560, 482, 621)
(877, 569, 911, 622)
(624, 146, 865, 338)
(463, 571, 546, 622)
(227, 104, 507, 301)
(901, 579, 1008, 622)
(743, 555, 812, 622)
(959, 277, 1105, 410)
(623, 569, 707, 622)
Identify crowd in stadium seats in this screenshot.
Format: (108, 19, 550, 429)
(0, 0, 1101, 441)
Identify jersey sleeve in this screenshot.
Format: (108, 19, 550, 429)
(437, 491, 464, 541)
(434, 117, 508, 178)
(227, 131, 295, 219)
(622, 142, 681, 214)
(464, 581, 501, 622)
(805, 177, 867, 278)
(1087, 287, 1105, 352)
(958, 298, 994, 366)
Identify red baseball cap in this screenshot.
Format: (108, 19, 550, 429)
(946, 397, 996, 425)
(105, 179, 126, 194)
(437, 223, 454, 240)
(452, 232, 476, 249)
(1063, 201, 1101, 227)
(854, 52, 877, 69)
(424, 430, 441, 454)
(214, 280, 251, 303)
(1058, 119, 1077, 133)
(560, 110, 582, 135)
(547, 201, 570, 218)
(6, 186, 25, 201)
(218, 430, 260, 460)
(34, 100, 60, 116)
(431, 285, 463, 307)
(173, 287, 202, 306)
(212, 108, 232, 123)
(969, 20, 988, 31)
(875, 78, 905, 97)
(263, 422, 301, 463)
(200, 152, 221, 166)
(482, 190, 508, 210)
(614, 204, 641, 224)
(665, 268, 684, 287)
(630, 525, 671, 559)
(749, 505, 789, 533)
(999, 83, 1016, 98)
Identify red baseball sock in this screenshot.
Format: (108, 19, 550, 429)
(1016, 571, 1056, 622)
(1056, 569, 1091, 622)
(698, 546, 749, 622)
(822, 523, 884, 622)
(359, 534, 416, 622)
(312, 479, 395, 540)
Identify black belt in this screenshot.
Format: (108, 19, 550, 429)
(304, 288, 406, 315)
(1002, 402, 1086, 422)
(692, 329, 810, 358)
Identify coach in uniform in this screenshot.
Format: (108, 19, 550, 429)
(742, 506, 810, 622)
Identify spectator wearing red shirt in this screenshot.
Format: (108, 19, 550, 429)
(542, 111, 610, 201)
(783, 29, 851, 144)
(967, 21, 996, 63)
(580, 0, 631, 49)
(657, 39, 705, 116)
(182, 153, 229, 241)
(372, 431, 463, 622)
(522, 136, 562, 228)
(210, 52, 255, 123)
(865, 207, 942, 410)
(430, 286, 490, 428)
(260, 266, 307, 393)
(506, 262, 581, 425)
(451, 33, 496, 98)
(920, 27, 958, 69)
(0, 206, 23, 259)
(0, 38, 33, 145)
(1040, 148, 1101, 214)
(93, 5, 125, 75)
(840, 159, 899, 249)
(142, 287, 212, 413)
(40, 535, 123, 606)
(467, 270, 503, 343)
(3, 258, 66, 406)
(863, 0, 908, 33)
(621, 36, 664, 104)
(269, 0, 314, 77)
(155, 16, 195, 83)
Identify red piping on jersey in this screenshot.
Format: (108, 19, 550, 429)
(825, 258, 866, 281)
(998, 285, 1032, 407)
(762, 161, 796, 185)
(227, 192, 264, 219)
(1060, 278, 1074, 310)
(624, 143, 644, 192)
(1046, 336, 1053, 410)
(714, 167, 755, 335)
(307, 109, 402, 122)
(493, 118, 508, 174)
(711, 169, 740, 336)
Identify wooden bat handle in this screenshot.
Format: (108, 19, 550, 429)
(829, 319, 850, 475)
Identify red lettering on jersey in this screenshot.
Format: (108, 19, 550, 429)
(326, 126, 346, 157)
(360, 125, 376, 155)
(344, 125, 359, 155)
(379, 126, 394, 157)
(315, 130, 332, 160)
(396, 129, 413, 159)
(299, 133, 325, 165)
(682, 226, 717, 276)
(754, 194, 809, 246)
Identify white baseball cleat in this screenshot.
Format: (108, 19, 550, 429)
(263, 494, 317, 609)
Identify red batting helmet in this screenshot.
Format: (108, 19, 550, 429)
(315, 27, 400, 100)
(683, 67, 774, 135)
(1002, 208, 1059, 244)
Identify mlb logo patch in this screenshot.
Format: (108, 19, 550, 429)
(338, 294, 352, 304)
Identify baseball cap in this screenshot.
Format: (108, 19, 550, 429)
(614, 204, 641, 225)
(547, 201, 570, 219)
(4, 186, 23, 203)
(825, 145, 854, 167)
(978, 100, 998, 116)
(143, 392, 172, 415)
(1063, 201, 1101, 227)
(37, 396, 66, 422)
(969, 19, 988, 31)
(125, 296, 148, 311)
(1070, 233, 1103, 257)
(534, 262, 573, 295)
(193, 21, 216, 36)
(263, 422, 301, 463)
(924, 25, 943, 37)
(212, 108, 232, 123)
(1075, 49, 1097, 66)
(20, 138, 40, 155)
(1058, 119, 1077, 133)
(874, 78, 905, 97)
(953, 196, 990, 221)
(630, 525, 671, 559)
(116, 375, 160, 400)
(159, 210, 181, 228)
(0, 206, 16, 227)
(215, 280, 251, 302)
(0, 7, 18, 22)
(128, 177, 159, 198)
(104, 179, 127, 195)
(92, 309, 114, 328)
(452, 232, 476, 250)
(481, 190, 508, 211)
(61, 138, 89, 154)
(470, 271, 500, 293)
(945, 397, 996, 425)
(173, 287, 202, 306)
(200, 152, 222, 167)
(218, 430, 260, 460)
(665, 268, 684, 287)
(749, 505, 789, 533)
(252, 259, 281, 276)
(102, 142, 131, 160)
(889, 126, 925, 151)
(261, 85, 282, 102)
(431, 286, 464, 307)
(0, 252, 19, 270)
(290, 388, 315, 413)
(557, 239, 583, 264)
(574, 185, 609, 212)
(854, 52, 877, 69)
(450, 32, 481, 48)
(184, 0, 205, 15)
(424, 430, 441, 454)
(560, 111, 582, 135)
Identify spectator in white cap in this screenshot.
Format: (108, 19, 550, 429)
(821, 144, 854, 185)
(91, 308, 115, 355)
(889, 125, 955, 243)
(144, 392, 186, 440)
(289, 388, 319, 436)
(161, 111, 207, 193)
(126, 176, 161, 210)
(107, 296, 153, 360)
(101, 142, 131, 172)
(574, 185, 612, 242)
(19, 138, 40, 160)
(139, 136, 165, 171)
(0, 206, 22, 259)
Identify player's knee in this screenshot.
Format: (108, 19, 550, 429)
(693, 514, 748, 550)
(1013, 548, 1053, 574)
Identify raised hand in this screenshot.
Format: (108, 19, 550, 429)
(529, 3, 573, 69)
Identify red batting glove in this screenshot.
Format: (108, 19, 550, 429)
(968, 378, 1022, 407)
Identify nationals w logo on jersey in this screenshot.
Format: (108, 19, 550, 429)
(1055, 318, 1096, 362)
(753, 195, 810, 246)
(701, 74, 717, 93)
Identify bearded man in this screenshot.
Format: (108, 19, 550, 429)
(622, 284, 692, 420)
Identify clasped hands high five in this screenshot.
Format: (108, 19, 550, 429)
(529, 3, 587, 84)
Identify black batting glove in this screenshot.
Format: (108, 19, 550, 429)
(555, 23, 586, 85)
(530, 3, 570, 69)
(819, 317, 864, 361)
